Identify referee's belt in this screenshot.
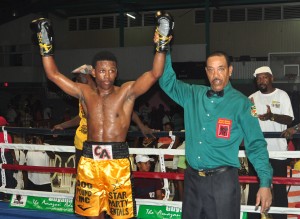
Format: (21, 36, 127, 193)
(189, 165, 233, 177)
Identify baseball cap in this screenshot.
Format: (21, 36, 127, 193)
(253, 66, 273, 77)
(72, 64, 93, 74)
(0, 116, 9, 126)
(135, 155, 154, 163)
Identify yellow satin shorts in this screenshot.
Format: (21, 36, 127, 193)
(75, 156, 136, 218)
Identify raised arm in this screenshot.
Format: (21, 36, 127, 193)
(130, 11, 174, 98)
(31, 18, 82, 99)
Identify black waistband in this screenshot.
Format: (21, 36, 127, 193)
(83, 141, 129, 159)
(188, 165, 234, 177)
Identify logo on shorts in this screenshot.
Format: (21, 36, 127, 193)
(112, 180, 123, 192)
(92, 145, 113, 160)
(216, 118, 232, 139)
(77, 205, 92, 211)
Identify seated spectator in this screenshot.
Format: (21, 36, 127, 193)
(23, 135, 54, 192)
(134, 155, 163, 200)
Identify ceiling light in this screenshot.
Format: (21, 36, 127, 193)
(12, 10, 17, 17)
(126, 13, 136, 19)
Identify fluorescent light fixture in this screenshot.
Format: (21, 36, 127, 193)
(126, 13, 136, 19)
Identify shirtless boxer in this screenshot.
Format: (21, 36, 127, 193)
(52, 65, 157, 170)
(31, 11, 174, 219)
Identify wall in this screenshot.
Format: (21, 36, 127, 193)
(1, 6, 300, 57)
(0, 6, 300, 95)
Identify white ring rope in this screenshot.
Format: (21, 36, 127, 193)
(0, 142, 300, 215)
(2, 143, 300, 159)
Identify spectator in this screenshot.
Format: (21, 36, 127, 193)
(134, 155, 163, 200)
(248, 66, 294, 219)
(0, 116, 17, 201)
(32, 99, 43, 123)
(19, 106, 33, 127)
(43, 105, 53, 120)
(139, 102, 151, 125)
(162, 110, 172, 127)
(170, 105, 184, 131)
(23, 135, 55, 192)
(156, 104, 166, 130)
(6, 104, 18, 125)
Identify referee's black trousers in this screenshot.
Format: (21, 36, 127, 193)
(182, 165, 240, 219)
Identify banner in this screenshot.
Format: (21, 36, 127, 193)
(9, 194, 73, 213)
(137, 205, 181, 219)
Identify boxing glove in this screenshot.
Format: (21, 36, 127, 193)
(30, 18, 54, 56)
(155, 11, 174, 52)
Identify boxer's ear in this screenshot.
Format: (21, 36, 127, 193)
(91, 68, 96, 78)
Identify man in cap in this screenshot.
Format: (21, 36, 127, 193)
(248, 66, 294, 219)
(134, 155, 163, 200)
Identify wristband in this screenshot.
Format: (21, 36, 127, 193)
(294, 124, 300, 132)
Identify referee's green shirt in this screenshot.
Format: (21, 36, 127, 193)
(159, 53, 273, 188)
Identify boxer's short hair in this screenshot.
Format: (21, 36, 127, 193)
(92, 51, 118, 68)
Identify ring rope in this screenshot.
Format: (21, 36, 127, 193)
(3, 163, 300, 186)
(2, 126, 300, 139)
(3, 143, 300, 159)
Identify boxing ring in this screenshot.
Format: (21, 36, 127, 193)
(1, 127, 300, 219)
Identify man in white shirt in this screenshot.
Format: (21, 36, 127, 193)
(24, 136, 55, 192)
(248, 66, 294, 219)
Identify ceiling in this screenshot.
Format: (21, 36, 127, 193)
(0, 0, 298, 25)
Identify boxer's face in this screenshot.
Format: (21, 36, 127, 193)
(93, 60, 117, 89)
(205, 55, 232, 92)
